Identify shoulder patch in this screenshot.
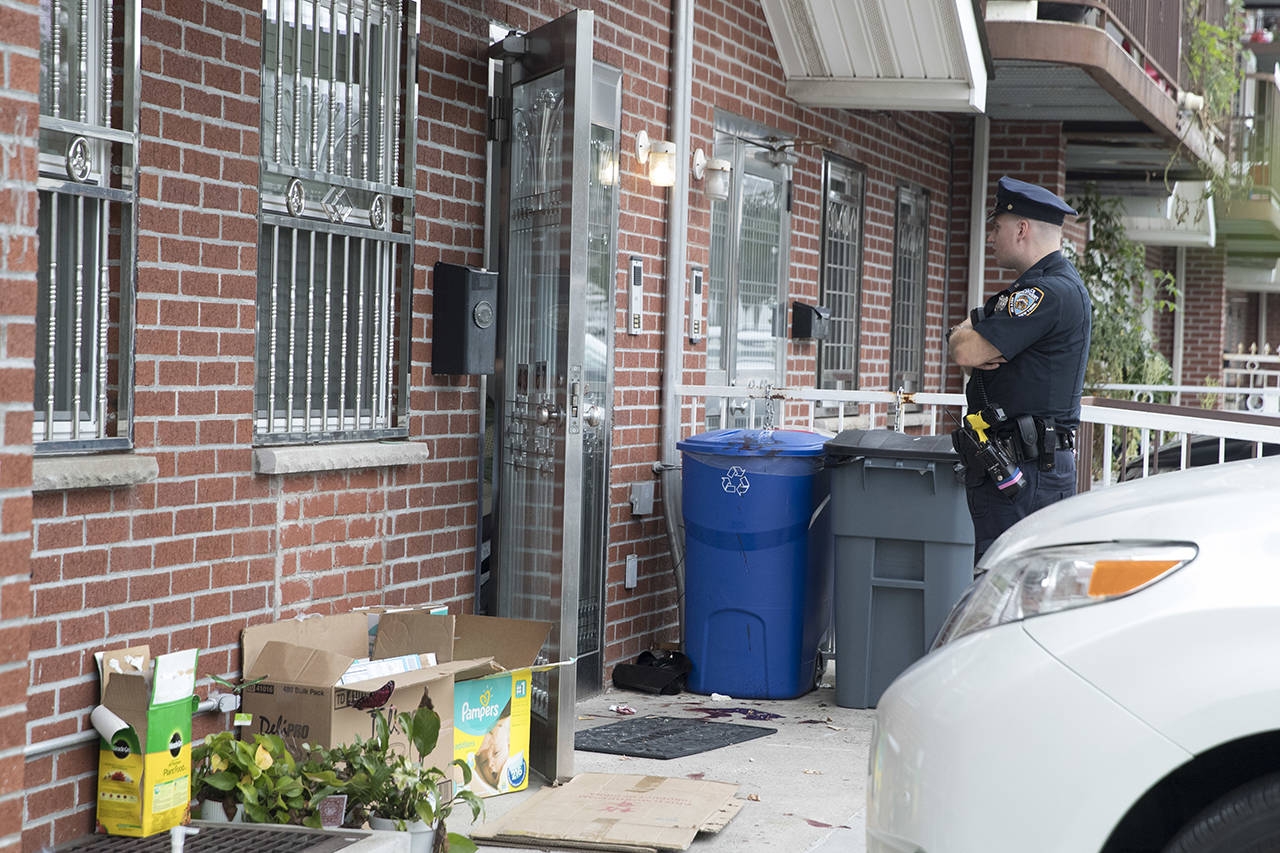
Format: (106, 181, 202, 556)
(1009, 287, 1044, 317)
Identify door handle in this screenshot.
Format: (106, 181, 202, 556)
(584, 405, 605, 428)
(536, 403, 562, 425)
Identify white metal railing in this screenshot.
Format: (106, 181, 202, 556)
(1091, 381, 1280, 414)
(675, 383, 1280, 490)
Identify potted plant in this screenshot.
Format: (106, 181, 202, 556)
(322, 707, 482, 853)
(191, 731, 343, 826)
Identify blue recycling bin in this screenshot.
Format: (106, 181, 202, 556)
(677, 428, 832, 699)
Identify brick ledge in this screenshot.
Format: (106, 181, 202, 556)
(33, 454, 159, 492)
(254, 441, 431, 475)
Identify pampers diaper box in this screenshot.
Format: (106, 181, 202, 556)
(370, 611, 561, 797)
(92, 646, 198, 837)
(453, 666, 532, 796)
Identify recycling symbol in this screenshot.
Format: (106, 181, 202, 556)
(721, 466, 750, 496)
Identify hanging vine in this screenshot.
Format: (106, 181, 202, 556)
(1170, 0, 1248, 220)
(1064, 184, 1178, 389)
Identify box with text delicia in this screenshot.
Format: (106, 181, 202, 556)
(239, 610, 556, 796)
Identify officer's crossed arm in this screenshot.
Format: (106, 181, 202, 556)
(948, 317, 1007, 370)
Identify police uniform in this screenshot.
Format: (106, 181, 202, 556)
(964, 177, 1092, 562)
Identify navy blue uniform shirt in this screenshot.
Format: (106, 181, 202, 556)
(965, 250, 1092, 429)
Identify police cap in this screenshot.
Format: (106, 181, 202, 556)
(989, 176, 1077, 226)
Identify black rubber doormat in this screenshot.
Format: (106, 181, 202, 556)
(575, 714, 776, 759)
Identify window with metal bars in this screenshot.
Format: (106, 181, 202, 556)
(890, 185, 929, 395)
(817, 156, 865, 396)
(35, 0, 139, 452)
(255, 0, 416, 443)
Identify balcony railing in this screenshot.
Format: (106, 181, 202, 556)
(676, 383, 1280, 492)
(1007, 0, 1185, 96)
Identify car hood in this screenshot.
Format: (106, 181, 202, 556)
(979, 455, 1280, 568)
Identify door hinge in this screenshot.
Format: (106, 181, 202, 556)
(487, 95, 508, 143)
(486, 32, 528, 61)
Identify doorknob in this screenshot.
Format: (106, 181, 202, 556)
(536, 403, 561, 425)
(584, 405, 605, 427)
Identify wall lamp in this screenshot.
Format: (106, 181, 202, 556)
(691, 147, 732, 202)
(636, 129, 676, 188)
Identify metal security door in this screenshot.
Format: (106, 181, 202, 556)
(489, 10, 593, 783)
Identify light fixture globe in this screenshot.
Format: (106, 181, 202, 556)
(647, 140, 677, 188)
(703, 157, 732, 201)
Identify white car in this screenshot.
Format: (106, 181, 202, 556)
(867, 455, 1280, 853)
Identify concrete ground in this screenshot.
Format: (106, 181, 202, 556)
(454, 664, 874, 853)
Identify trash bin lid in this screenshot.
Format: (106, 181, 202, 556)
(677, 428, 827, 457)
(825, 428, 958, 462)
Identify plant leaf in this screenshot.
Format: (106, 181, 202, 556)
(446, 833, 478, 853)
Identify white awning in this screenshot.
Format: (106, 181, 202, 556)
(1226, 258, 1280, 293)
(760, 0, 989, 113)
(1119, 182, 1217, 249)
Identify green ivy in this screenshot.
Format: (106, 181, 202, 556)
(1184, 0, 1246, 120)
(1174, 0, 1248, 213)
(1063, 184, 1177, 391)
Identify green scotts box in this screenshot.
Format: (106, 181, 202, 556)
(94, 646, 198, 837)
(453, 668, 532, 796)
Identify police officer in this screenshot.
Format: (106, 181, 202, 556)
(947, 176, 1092, 564)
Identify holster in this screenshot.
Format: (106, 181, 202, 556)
(1037, 416, 1057, 471)
(1014, 415, 1039, 465)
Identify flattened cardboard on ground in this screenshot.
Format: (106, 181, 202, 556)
(469, 773, 742, 852)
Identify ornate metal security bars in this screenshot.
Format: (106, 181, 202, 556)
(255, 0, 416, 443)
(818, 156, 865, 397)
(35, 0, 140, 451)
(890, 185, 928, 396)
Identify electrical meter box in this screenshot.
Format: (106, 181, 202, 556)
(433, 261, 497, 375)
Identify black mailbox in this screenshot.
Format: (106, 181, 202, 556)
(432, 261, 497, 375)
(792, 301, 831, 340)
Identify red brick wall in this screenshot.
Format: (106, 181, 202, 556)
(1180, 247, 1228, 400)
(0, 2, 37, 850)
(943, 121, 1072, 391)
(22, 0, 483, 843)
(944, 121, 976, 393)
(11, 0, 1081, 838)
(984, 121, 1068, 293)
(613, 0, 963, 663)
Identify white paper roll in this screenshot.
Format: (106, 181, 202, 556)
(90, 705, 130, 742)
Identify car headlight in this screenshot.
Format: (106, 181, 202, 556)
(932, 541, 1198, 648)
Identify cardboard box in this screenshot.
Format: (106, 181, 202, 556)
(241, 610, 553, 797)
(93, 646, 198, 837)
(372, 611, 553, 797)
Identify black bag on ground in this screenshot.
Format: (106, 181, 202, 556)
(611, 650, 693, 695)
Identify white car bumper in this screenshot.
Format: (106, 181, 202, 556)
(866, 624, 1190, 853)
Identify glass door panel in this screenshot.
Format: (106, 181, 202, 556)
(491, 9, 593, 784)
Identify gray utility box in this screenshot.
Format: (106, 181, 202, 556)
(824, 429, 975, 709)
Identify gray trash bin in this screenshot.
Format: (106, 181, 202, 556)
(824, 429, 975, 708)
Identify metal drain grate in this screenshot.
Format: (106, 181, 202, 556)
(56, 824, 368, 853)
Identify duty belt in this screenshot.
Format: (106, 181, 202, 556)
(993, 417, 1075, 469)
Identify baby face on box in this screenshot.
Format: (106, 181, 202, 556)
(454, 673, 531, 796)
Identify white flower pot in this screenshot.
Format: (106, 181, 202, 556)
(367, 816, 439, 853)
(197, 799, 244, 823)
